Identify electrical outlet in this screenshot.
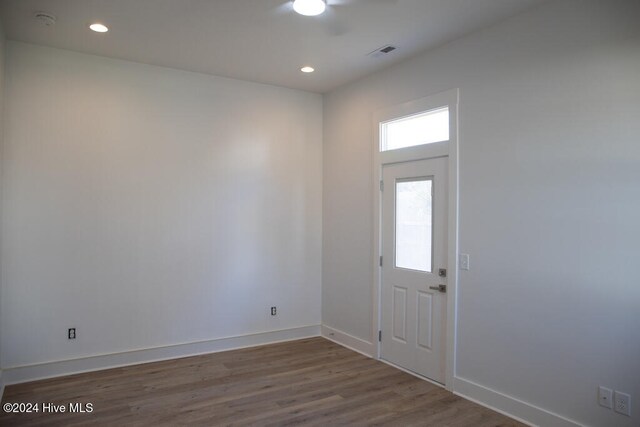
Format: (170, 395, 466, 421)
(68, 328, 76, 339)
(270, 307, 277, 316)
(614, 391, 631, 416)
(598, 386, 613, 409)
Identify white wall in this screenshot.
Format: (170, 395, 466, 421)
(0, 18, 5, 395)
(322, 0, 640, 426)
(1, 42, 322, 370)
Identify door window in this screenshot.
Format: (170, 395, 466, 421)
(395, 178, 433, 272)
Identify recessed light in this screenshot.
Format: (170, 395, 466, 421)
(293, 0, 326, 16)
(89, 23, 109, 33)
(301, 66, 315, 73)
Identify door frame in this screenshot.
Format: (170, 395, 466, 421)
(372, 88, 459, 390)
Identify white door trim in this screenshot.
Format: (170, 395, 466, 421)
(371, 88, 459, 390)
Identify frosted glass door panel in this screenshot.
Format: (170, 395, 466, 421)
(395, 179, 433, 272)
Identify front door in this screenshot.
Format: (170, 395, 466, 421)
(381, 156, 448, 383)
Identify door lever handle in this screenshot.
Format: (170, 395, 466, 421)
(429, 284, 447, 293)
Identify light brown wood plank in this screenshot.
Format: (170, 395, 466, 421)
(0, 337, 525, 426)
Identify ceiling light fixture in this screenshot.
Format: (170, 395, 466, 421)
(301, 66, 315, 73)
(293, 0, 326, 16)
(89, 23, 109, 33)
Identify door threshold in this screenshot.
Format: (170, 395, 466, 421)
(378, 357, 445, 389)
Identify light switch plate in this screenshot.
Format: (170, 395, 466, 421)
(599, 386, 613, 409)
(459, 253, 470, 271)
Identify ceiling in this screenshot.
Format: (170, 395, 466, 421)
(0, 0, 546, 93)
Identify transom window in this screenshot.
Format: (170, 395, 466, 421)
(380, 107, 449, 152)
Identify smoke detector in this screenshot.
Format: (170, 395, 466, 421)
(367, 45, 397, 58)
(34, 12, 57, 27)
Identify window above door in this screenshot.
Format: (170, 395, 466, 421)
(380, 107, 449, 152)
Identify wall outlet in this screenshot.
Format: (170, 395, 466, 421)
(598, 386, 613, 409)
(68, 328, 76, 339)
(270, 306, 277, 316)
(614, 391, 631, 416)
(459, 253, 470, 270)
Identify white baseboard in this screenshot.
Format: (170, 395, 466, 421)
(453, 376, 582, 427)
(321, 324, 375, 357)
(2, 325, 320, 385)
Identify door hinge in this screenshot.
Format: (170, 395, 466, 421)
(380, 180, 384, 191)
(379, 256, 383, 267)
(378, 330, 382, 342)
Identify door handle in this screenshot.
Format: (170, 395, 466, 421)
(429, 284, 447, 293)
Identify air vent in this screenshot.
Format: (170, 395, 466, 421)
(367, 45, 397, 58)
(34, 12, 57, 27)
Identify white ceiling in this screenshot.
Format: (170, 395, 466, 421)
(0, 0, 547, 93)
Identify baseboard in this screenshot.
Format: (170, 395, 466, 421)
(453, 376, 582, 427)
(321, 325, 375, 357)
(3, 325, 320, 385)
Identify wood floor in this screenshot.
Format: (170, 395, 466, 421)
(1, 338, 524, 426)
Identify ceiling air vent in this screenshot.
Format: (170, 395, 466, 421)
(367, 45, 397, 58)
(34, 12, 57, 27)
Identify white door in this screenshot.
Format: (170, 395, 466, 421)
(381, 156, 448, 383)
